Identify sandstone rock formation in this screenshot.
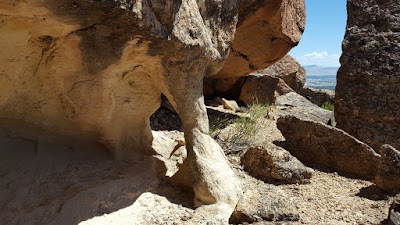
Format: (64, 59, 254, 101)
(241, 145, 313, 184)
(151, 131, 187, 179)
(0, 133, 198, 225)
(0, 0, 245, 221)
(216, 1, 305, 78)
(256, 54, 306, 92)
(0, 0, 306, 222)
(335, 0, 400, 150)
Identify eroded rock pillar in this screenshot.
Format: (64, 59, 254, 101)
(161, 61, 243, 222)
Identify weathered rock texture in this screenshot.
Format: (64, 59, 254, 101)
(239, 74, 293, 105)
(274, 92, 333, 124)
(256, 54, 306, 92)
(277, 116, 381, 180)
(0, 0, 306, 221)
(278, 116, 400, 192)
(79, 192, 198, 225)
(300, 87, 335, 107)
(230, 186, 299, 224)
(374, 145, 400, 193)
(216, 1, 305, 78)
(0, 134, 196, 225)
(0, 0, 245, 221)
(335, 0, 400, 150)
(241, 145, 313, 184)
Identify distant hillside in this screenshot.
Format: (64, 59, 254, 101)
(304, 65, 339, 76)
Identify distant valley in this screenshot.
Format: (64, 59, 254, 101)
(304, 65, 339, 76)
(303, 65, 338, 90)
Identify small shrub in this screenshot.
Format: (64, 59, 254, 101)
(232, 103, 270, 141)
(321, 101, 334, 111)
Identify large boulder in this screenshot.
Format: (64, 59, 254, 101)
(239, 74, 293, 105)
(230, 185, 299, 224)
(273, 92, 333, 124)
(300, 87, 335, 107)
(256, 54, 306, 92)
(374, 145, 400, 194)
(204, 54, 305, 103)
(277, 116, 381, 180)
(278, 116, 400, 193)
(335, 0, 400, 150)
(216, 0, 305, 78)
(241, 145, 313, 184)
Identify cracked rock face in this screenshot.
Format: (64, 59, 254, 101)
(335, 0, 400, 150)
(0, 0, 304, 222)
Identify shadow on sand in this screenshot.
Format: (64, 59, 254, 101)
(0, 132, 193, 225)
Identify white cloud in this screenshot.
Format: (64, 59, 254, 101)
(294, 51, 341, 67)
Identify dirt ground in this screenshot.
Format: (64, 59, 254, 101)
(213, 107, 392, 225)
(0, 112, 394, 224)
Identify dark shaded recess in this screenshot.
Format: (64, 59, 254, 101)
(150, 96, 183, 131)
(356, 185, 391, 201)
(150, 94, 242, 132)
(203, 77, 246, 101)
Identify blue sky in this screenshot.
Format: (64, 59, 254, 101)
(289, 0, 347, 67)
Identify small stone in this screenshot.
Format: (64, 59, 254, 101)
(241, 145, 313, 184)
(230, 187, 300, 224)
(221, 98, 240, 112)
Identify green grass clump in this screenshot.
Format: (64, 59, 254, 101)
(321, 101, 334, 111)
(233, 103, 270, 141)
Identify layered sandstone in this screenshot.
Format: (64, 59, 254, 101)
(335, 0, 400, 150)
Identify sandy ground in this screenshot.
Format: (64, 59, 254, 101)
(0, 115, 393, 224)
(0, 132, 194, 225)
